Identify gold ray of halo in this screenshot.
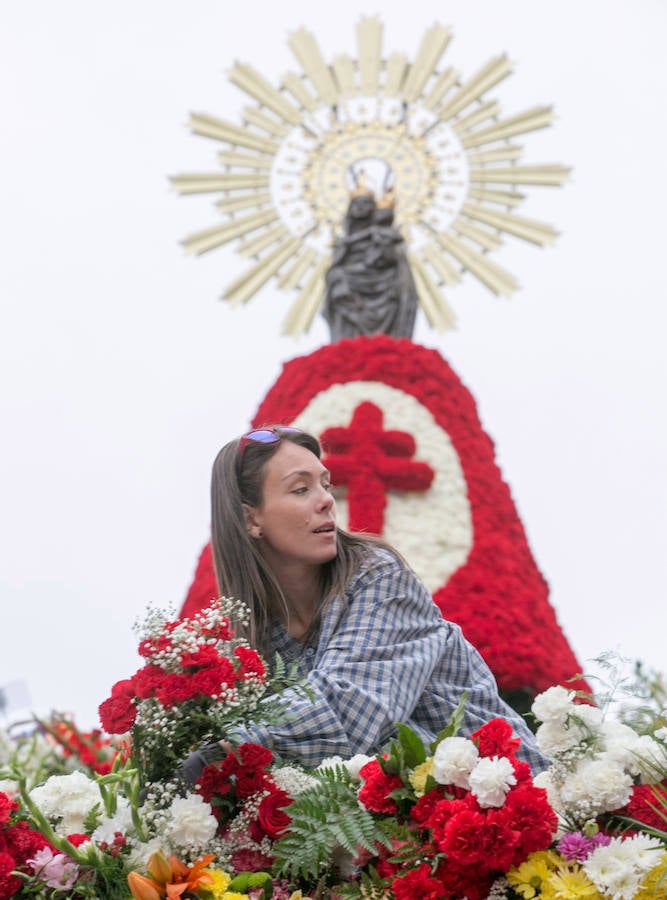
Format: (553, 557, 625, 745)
(437, 232, 519, 297)
(461, 202, 558, 246)
(218, 151, 273, 170)
(181, 208, 278, 255)
(288, 28, 338, 106)
(174, 19, 570, 336)
(278, 247, 319, 290)
(462, 106, 554, 147)
(401, 23, 452, 103)
(452, 220, 503, 252)
(467, 186, 525, 207)
(237, 222, 289, 257)
(228, 62, 302, 125)
(357, 16, 382, 96)
(451, 101, 501, 134)
(437, 54, 513, 120)
(189, 113, 279, 154)
(281, 71, 319, 110)
(282, 256, 331, 335)
(422, 67, 459, 110)
(224, 236, 302, 305)
(466, 145, 523, 164)
(470, 164, 572, 186)
(408, 252, 458, 330)
(216, 191, 272, 213)
(242, 106, 290, 138)
(420, 242, 462, 285)
(383, 52, 409, 95)
(332, 54, 357, 98)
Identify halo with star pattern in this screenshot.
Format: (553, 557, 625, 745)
(171, 17, 569, 336)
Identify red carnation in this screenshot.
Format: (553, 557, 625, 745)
(0, 851, 21, 899)
(66, 833, 90, 847)
(132, 665, 165, 700)
(0, 796, 17, 826)
(472, 718, 521, 759)
(499, 785, 558, 862)
(180, 644, 220, 669)
(238, 742, 274, 770)
(441, 806, 519, 871)
(98, 680, 136, 734)
(154, 672, 198, 707)
(234, 646, 266, 680)
(618, 782, 667, 832)
(392, 862, 444, 899)
(358, 759, 403, 815)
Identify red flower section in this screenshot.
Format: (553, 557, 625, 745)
(358, 759, 403, 815)
(255, 789, 292, 840)
(392, 862, 445, 899)
(98, 679, 137, 734)
(0, 797, 53, 899)
(614, 781, 667, 831)
(472, 718, 521, 760)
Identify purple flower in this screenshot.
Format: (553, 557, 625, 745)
(557, 832, 596, 861)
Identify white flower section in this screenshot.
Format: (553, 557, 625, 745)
(318, 753, 373, 781)
(165, 793, 218, 854)
(432, 736, 479, 788)
(271, 765, 319, 795)
(29, 771, 102, 836)
(583, 835, 664, 900)
(559, 758, 633, 816)
(468, 756, 517, 808)
(531, 686, 576, 725)
(295, 381, 473, 591)
(91, 797, 134, 844)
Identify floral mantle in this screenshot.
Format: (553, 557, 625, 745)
(181, 335, 587, 700)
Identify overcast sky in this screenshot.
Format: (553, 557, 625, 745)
(1, 0, 665, 729)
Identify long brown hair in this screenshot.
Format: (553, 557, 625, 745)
(210, 426, 382, 658)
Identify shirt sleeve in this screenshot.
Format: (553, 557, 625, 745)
(229, 555, 455, 768)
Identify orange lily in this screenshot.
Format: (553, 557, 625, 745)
(129, 852, 215, 899)
(165, 854, 215, 898)
(127, 871, 165, 900)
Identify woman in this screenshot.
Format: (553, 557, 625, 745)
(188, 425, 549, 779)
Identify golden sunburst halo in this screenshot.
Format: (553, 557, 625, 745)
(171, 17, 570, 336)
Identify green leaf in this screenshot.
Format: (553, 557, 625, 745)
(430, 690, 469, 753)
(396, 723, 426, 768)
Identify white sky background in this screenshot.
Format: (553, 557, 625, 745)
(1, 0, 665, 729)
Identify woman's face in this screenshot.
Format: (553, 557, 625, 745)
(247, 440, 338, 574)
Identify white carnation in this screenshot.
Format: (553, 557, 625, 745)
(468, 756, 517, 808)
(432, 736, 478, 788)
(165, 793, 218, 853)
(29, 771, 102, 836)
(91, 797, 134, 844)
(345, 754, 374, 781)
(536, 719, 587, 756)
(560, 757, 633, 816)
(531, 686, 576, 724)
(569, 703, 603, 731)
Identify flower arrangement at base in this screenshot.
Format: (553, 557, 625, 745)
(2, 610, 666, 900)
(497, 679, 667, 900)
(272, 700, 558, 898)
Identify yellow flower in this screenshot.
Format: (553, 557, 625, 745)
(220, 893, 248, 900)
(636, 853, 667, 899)
(197, 868, 232, 899)
(546, 863, 602, 900)
(507, 851, 562, 898)
(409, 758, 435, 797)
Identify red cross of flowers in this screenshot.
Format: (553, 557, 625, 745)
(320, 401, 435, 534)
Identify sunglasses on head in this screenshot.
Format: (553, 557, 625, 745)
(237, 426, 303, 466)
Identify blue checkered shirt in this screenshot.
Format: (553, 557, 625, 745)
(231, 550, 549, 772)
